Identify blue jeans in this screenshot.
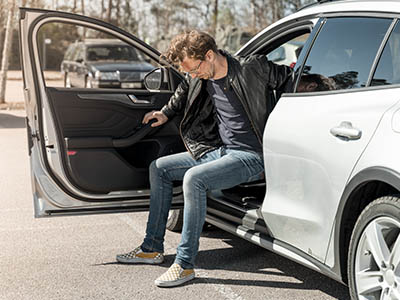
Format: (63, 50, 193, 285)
(141, 146, 264, 269)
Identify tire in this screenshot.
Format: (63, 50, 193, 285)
(166, 209, 184, 232)
(166, 208, 214, 232)
(348, 196, 400, 300)
(64, 73, 71, 88)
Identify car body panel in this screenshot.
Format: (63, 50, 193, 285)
(262, 88, 400, 262)
(351, 90, 400, 175)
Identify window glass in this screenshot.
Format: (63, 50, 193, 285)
(37, 22, 157, 89)
(267, 33, 309, 68)
(296, 17, 392, 93)
(86, 45, 139, 61)
(371, 22, 400, 86)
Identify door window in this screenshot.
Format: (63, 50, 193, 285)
(296, 17, 392, 93)
(37, 22, 157, 89)
(266, 33, 309, 68)
(371, 21, 400, 86)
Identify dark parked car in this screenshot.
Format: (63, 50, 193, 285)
(61, 39, 155, 88)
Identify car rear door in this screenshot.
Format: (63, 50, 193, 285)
(262, 16, 400, 263)
(19, 8, 184, 217)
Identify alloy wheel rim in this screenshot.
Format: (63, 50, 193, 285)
(355, 216, 400, 300)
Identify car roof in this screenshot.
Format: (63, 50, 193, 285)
(245, 0, 400, 52)
(297, 0, 400, 16)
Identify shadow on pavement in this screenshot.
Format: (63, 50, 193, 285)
(0, 112, 26, 129)
(194, 230, 351, 300)
(96, 227, 350, 299)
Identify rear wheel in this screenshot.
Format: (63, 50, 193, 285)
(166, 209, 183, 232)
(348, 196, 400, 300)
(166, 208, 214, 232)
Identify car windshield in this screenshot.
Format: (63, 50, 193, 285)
(86, 45, 140, 62)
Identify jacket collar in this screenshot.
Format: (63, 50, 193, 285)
(219, 50, 238, 88)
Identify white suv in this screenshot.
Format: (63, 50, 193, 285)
(19, 1, 400, 299)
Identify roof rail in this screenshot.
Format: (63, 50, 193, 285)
(317, 0, 342, 3)
(298, 0, 344, 11)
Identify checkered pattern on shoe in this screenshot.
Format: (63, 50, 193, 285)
(155, 263, 195, 287)
(116, 246, 164, 264)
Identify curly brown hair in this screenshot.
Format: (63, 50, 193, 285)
(161, 30, 218, 66)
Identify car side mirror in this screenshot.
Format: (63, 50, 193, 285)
(267, 46, 286, 62)
(144, 68, 163, 91)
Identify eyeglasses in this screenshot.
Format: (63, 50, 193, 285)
(187, 60, 203, 75)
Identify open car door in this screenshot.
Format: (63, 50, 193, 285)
(19, 8, 184, 217)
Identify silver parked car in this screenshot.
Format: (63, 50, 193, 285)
(19, 1, 400, 299)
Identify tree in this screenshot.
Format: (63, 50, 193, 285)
(107, 0, 113, 23)
(0, 0, 15, 104)
(212, 0, 218, 36)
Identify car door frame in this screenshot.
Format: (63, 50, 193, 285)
(19, 8, 184, 217)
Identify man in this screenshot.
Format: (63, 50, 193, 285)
(116, 30, 292, 287)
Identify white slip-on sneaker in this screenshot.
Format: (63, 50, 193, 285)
(155, 263, 195, 287)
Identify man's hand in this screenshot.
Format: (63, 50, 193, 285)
(142, 110, 168, 127)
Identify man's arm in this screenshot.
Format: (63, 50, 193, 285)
(160, 76, 190, 119)
(253, 55, 294, 91)
(142, 75, 190, 127)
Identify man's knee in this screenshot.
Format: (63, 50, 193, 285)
(183, 167, 207, 191)
(149, 159, 165, 179)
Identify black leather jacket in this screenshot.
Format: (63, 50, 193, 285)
(161, 52, 293, 160)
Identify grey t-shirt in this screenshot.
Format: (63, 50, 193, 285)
(206, 77, 262, 154)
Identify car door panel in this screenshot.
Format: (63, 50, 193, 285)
(262, 88, 400, 263)
(45, 87, 183, 194)
(259, 15, 396, 264)
(47, 88, 171, 137)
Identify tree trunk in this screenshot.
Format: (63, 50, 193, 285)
(81, 0, 85, 15)
(115, 0, 121, 26)
(107, 0, 112, 23)
(73, 0, 77, 13)
(0, 0, 15, 104)
(212, 0, 218, 36)
(250, 0, 257, 31)
(101, 0, 105, 19)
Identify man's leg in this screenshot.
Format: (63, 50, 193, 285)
(155, 149, 263, 286)
(175, 149, 263, 269)
(142, 151, 204, 253)
(116, 150, 219, 264)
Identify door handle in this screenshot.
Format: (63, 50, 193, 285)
(128, 94, 151, 104)
(330, 121, 362, 140)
